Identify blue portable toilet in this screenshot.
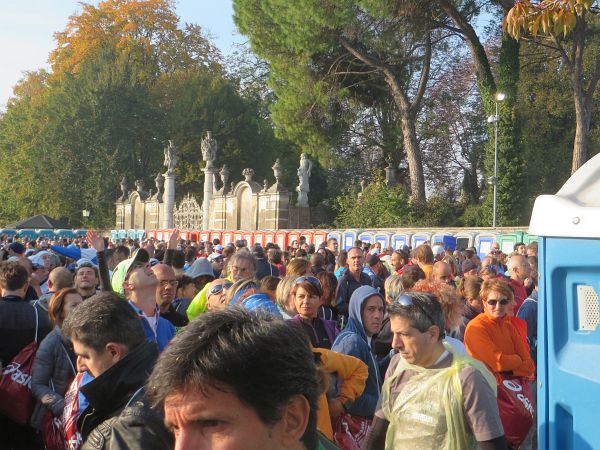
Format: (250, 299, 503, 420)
(18, 229, 38, 239)
(36, 229, 55, 239)
(55, 229, 76, 238)
(342, 229, 360, 251)
(474, 232, 498, 259)
(327, 230, 342, 247)
(110, 230, 119, 242)
(431, 233, 457, 251)
(411, 232, 432, 249)
(136, 229, 146, 240)
(0, 229, 17, 237)
(454, 231, 474, 251)
(374, 232, 391, 250)
(529, 152, 600, 450)
(391, 232, 412, 250)
(358, 231, 374, 246)
(117, 229, 127, 240)
(74, 229, 87, 237)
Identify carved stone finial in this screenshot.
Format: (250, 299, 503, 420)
(201, 131, 217, 169)
(272, 159, 283, 184)
(220, 165, 230, 194)
(230, 181, 236, 193)
(119, 177, 128, 200)
(135, 179, 145, 192)
(263, 179, 269, 192)
(163, 140, 177, 175)
(243, 168, 254, 182)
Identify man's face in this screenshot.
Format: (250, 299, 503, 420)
(211, 257, 224, 272)
(165, 384, 303, 450)
(72, 339, 120, 378)
(361, 295, 384, 337)
(391, 252, 403, 271)
(517, 244, 527, 255)
(206, 279, 233, 311)
(127, 263, 158, 290)
(230, 258, 254, 281)
(512, 255, 531, 281)
(390, 315, 437, 367)
(152, 265, 178, 309)
(327, 240, 338, 255)
(433, 264, 452, 284)
(76, 267, 98, 290)
(347, 248, 364, 273)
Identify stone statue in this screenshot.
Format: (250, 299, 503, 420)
(243, 168, 255, 182)
(154, 172, 164, 201)
(230, 181, 236, 193)
(163, 140, 177, 174)
(296, 153, 313, 207)
(119, 176, 128, 200)
(220, 165, 230, 194)
(201, 131, 218, 169)
(263, 179, 269, 192)
(135, 179, 145, 192)
(272, 159, 283, 184)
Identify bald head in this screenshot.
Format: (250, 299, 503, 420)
(507, 254, 530, 282)
(432, 261, 452, 284)
(48, 267, 74, 291)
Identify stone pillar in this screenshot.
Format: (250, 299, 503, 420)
(201, 132, 218, 230)
(163, 173, 175, 229)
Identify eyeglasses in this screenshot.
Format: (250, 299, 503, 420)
(208, 282, 233, 295)
(160, 280, 178, 288)
(486, 298, 509, 306)
(295, 276, 321, 289)
(396, 294, 436, 327)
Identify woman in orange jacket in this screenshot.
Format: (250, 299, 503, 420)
(464, 278, 535, 383)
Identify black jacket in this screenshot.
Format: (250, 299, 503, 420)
(78, 341, 173, 450)
(0, 295, 51, 366)
(255, 258, 278, 280)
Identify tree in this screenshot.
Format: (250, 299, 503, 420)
(505, 0, 600, 172)
(234, 0, 439, 203)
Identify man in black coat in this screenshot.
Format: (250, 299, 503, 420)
(62, 292, 173, 450)
(0, 261, 52, 449)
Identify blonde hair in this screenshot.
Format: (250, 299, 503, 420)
(275, 275, 298, 309)
(384, 275, 404, 304)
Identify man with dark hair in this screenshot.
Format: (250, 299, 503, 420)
(335, 247, 371, 321)
(152, 264, 188, 327)
(364, 292, 506, 450)
(253, 244, 278, 280)
(147, 307, 332, 450)
(0, 261, 52, 449)
(74, 260, 100, 299)
(63, 292, 173, 450)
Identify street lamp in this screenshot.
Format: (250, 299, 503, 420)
(82, 209, 90, 227)
(487, 92, 505, 228)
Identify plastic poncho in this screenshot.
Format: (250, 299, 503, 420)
(381, 343, 496, 450)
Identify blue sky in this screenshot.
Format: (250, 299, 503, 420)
(0, 0, 241, 109)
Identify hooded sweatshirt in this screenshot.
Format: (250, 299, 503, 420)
(331, 285, 386, 418)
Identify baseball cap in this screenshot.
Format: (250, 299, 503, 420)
(461, 259, 477, 273)
(366, 254, 380, 266)
(111, 248, 150, 294)
(8, 242, 25, 255)
(75, 258, 97, 271)
(185, 257, 215, 280)
(208, 252, 223, 262)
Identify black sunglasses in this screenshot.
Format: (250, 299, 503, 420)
(486, 298, 509, 306)
(209, 282, 233, 295)
(396, 294, 436, 327)
(295, 276, 321, 289)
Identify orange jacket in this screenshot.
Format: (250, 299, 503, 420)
(313, 348, 368, 440)
(464, 311, 535, 383)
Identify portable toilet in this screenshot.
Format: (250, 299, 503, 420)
(110, 230, 119, 242)
(118, 229, 127, 240)
(454, 232, 474, 251)
(18, 229, 38, 239)
(358, 231, 374, 246)
(199, 231, 210, 243)
(136, 230, 146, 240)
(342, 229, 361, 250)
(313, 230, 329, 247)
(264, 231, 276, 246)
(275, 231, 288, 249)
(390, 232, 412, 250)
(411, 232, 432, 249)
(327, 231, 342, 247)
(496, 231, 525, 255)
(431, 233, 457, 251)
(374, 232, 391, 250)
(288, 230, 301, 248)
(523, 233, 539, 245)
(474, 232, 498, 259)
(529, 152, 600, 450)
(300, 231, 314, 245)
(222, 231, 233, 245)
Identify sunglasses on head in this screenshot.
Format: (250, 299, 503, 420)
(209, 282, 233, 295)
(486, 298, 509, 306)
(295, 276, 321, 289)
(396, 294, 436, 327)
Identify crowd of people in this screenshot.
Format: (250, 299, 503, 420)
(0, 230, 540, 450)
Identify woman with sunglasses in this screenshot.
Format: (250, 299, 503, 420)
(291, 276, 339, 349)
(464, 278, 534, 383)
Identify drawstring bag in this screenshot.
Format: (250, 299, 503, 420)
(496, 377, 534, 449)
(41, 378, 68, 450)
(333, 414, 371, 450)
(0, 303, 39, 424)
(63, 372, 84, 450)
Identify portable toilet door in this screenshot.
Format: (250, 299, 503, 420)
(275, 231, 288, 249)
(454, 232, 474, 251)
(374, 232, 391, 250)
(313, 230, 329, 248)
(199, 231, 210, 243)
(327, 231, 342, 248)
(243, 232, 253, 246)
(300, 231, 314, 245)
(110, 230, 119, 242)
(222, 231, 233, 245)
(358, 231, 374, 247)
(254, 232, 265, 247)
(118, 229, 127, 240)
(496, 231, 525, 255)
(523, 233, 539, 246)
(529, 152, 600, 450)
(264, 231, 275, 246)
(431, 233, 457, 251)
(411, 232, 432, 249)
(288, 230, 301, 248)
(342, 229, 360, 251)
(136, 230, 146, 240)
(209, 231, 222, 245)
(474, 232, 498, 259)
(391, 233, 412, 250)
(233, 232, 243, 244)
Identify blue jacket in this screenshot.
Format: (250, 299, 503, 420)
(128, 301, 175, 352)
(331, 285, 387, 418)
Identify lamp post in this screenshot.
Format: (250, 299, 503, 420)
(487, 92, 505, 228)
(82, 208, 90, 227)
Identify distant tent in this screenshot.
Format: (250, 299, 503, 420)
(5, 215, 71, 229)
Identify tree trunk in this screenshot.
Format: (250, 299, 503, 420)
(399, 108, 426, 203)
(572, 91, 590, 173)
